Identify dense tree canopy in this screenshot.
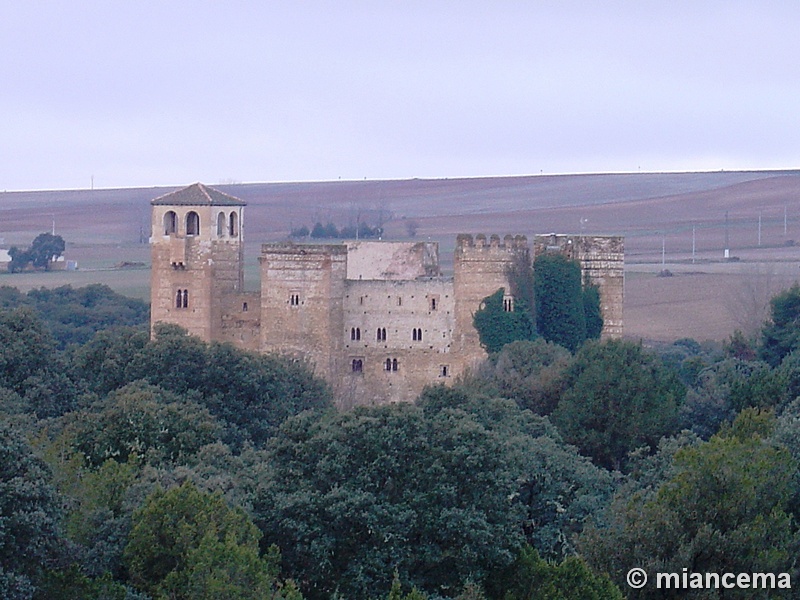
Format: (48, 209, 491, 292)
(581, 410, 800, 599)
(551, 339, 685, 470)
(533, 254, 587, 352)
(0, 424, 63, 600)
(254, 387, 613, 599)
(125, 482, 294, 600)
(473, 288, 536, 353)
(6, 280, 800, 598)
(760, 283, 800, 367)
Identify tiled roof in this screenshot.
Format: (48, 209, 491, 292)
(151, 183, 246, 206)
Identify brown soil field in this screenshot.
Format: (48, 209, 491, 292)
(2, 170, 800, 342)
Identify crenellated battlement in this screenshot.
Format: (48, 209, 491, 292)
(456, 233, 529, 251)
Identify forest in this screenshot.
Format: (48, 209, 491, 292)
(3, 280, 800, 599)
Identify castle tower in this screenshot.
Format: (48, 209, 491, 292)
(150, 183, 246, 341)
(258, 243, 348, 381)
(452, 234, 527, 367)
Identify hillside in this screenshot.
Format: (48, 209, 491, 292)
(2, 170, 800, 342)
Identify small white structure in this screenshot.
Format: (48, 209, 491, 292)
(0, 249, 10, 272)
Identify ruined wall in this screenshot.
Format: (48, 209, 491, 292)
(338, 278, 456, 406)
(258, 243, 347, 381)
(531, 234, 624, 338)
(346, 241, 440, 280)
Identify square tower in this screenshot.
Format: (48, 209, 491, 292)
(150, 183, 246, 341)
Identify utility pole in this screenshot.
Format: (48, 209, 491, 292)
(758, 211, 762, 246)
(724, 211, 730, 259)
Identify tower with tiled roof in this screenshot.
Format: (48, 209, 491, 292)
(150, 183, 246, 341)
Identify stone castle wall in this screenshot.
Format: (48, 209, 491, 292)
(338, 278, 456, 406)
(151, 185, 624, 407)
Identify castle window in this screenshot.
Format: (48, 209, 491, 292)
(440, 365, 449, 377)
(242, 302, 248, 312)
(503, 296, 514, 312)
(392, 358, 398, 372)
(351, 327, 361, 341)
(217, 212, 226, 236)
(186, 211, 200, 236)
(412, 328, 423, 342)
(290, 293, 300, 306)
(176, 289, 188, 309)
(429, 295, 439, 311)
(352, 358, 363, 373)
(377, 327, 387, 342)
(385, 358, 398, 372)
(397, 297, 402, 307)
(229, 212, 238, 237)
(164, 211, 177, 235)
(359, 296, 364, 305)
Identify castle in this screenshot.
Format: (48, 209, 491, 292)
(150, 183, 624, 406)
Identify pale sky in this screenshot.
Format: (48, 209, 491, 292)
(2, 1, 799, 191)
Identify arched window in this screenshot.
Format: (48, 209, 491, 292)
(176, 289, 189, 309)
(350, 327, 361, 341)
(164, 211, 177, 235)
(352, 359, 363, 373)
(229, 211, 238, 237)
(186, 211, 200, 235)
(385, 358, 392, 371)
(412, 328, 423, 341)
(392, 358, 398, 372)
(356, 327, 361, 341)
(377, 327, 386, 342)
(217, 212, 226, 236)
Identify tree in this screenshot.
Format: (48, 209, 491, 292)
(580, 410, 800, 599)
(7, 246, 31, 273)
(254, 403, 527, 598)
(473, 288, 535, 354)
(760, 283, 800, 367)
(124, 481, 289, 600)
(551, 339, 685, 470)
(28, 232, 66, 269)
(489, 546, 623, 600)
(255, 388, 614, 598)
(0, 424, 63, 599)
(467, 339, 572, 415)
(119, 324, 333, 448)
(533, 254, 587, 352)
(69, 381, 222, 467)
(582, 284, 603, 340)
(7, 233, 66, 272)
(0, 308, 78, 418)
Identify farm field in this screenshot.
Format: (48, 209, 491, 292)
(3, 170, 800, 342)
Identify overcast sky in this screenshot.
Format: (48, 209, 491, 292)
(2, 1, 799, 191)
